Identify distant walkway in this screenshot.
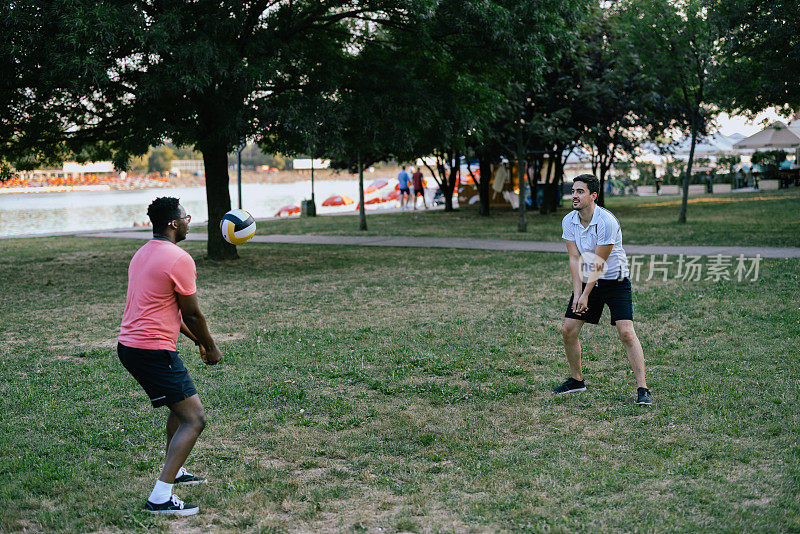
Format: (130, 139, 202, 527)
(84, 231, 800, 258)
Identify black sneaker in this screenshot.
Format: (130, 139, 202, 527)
(174, 470, 206, 485)
(636, 387, 652, 406)
(145, 495, 199, 516)
(553, 377, 586, 395)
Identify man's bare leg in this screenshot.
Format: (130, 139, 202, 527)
(561, 318, 585, 380)
(615, 320, 647, 388)
(158, 394, 206, 484)
(166, 410, 179, 453)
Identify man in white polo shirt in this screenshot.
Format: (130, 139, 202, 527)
(554, 174, 651, 405)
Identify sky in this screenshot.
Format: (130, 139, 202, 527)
(714, 108, 787, 137)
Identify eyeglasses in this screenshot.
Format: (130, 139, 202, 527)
(176, 214, 191, 224)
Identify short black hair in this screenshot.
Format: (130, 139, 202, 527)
(147, 197, 181, 234)
(573, 174, 600, 195)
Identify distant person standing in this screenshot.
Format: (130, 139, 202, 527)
(554, 174, 651, 406)
(408, 167, 417, 202)
(118, 197, 222, 516)
(412, 167, 427, 210)
(397, 166, 411, 209)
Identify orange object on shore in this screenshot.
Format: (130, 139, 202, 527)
(366, 179, 389, 193)
(275, 204, 300, 217)
(321, 194, 354, 207)
(355, 197, 386, 210)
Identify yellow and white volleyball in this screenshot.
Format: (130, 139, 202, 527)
(220, 209, 256, 245)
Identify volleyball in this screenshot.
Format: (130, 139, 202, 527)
(220, 209, 256, 245)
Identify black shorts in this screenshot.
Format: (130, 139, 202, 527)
(399, 187, 410, 195)
(118, 342, 197, 408)
(564, 278, 633, 325)
(414, 189, 424, 196)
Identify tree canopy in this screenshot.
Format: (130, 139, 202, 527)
(713, 0, 800, 115)
(3, 0, 413, 258)
(621, 0, 721, 222)
(3, 0, 796, 241)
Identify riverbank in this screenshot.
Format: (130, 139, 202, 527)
(1, 164, 781, 196)
(0, 166, 404, 194)
(0, 179, 416, 238)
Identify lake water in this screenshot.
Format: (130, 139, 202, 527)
(0, 179, 393, 237)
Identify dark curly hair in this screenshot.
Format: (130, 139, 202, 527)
(573, 174, 600, 195)
(147, 197, 181, 234)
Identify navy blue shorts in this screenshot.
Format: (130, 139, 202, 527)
(565, 278, 634, 325)
(399, 187, 410, 195)
(118, 343, 197, 408)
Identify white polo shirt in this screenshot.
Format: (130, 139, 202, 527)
(561, 206, 629, 281)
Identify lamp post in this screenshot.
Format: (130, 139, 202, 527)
(311, 156, 315, 208)
(236, 142, 245, 209)
(302, 150, 317, 217)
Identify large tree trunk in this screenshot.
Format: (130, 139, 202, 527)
(358, 153, 367, 231)
(679, 120, 698, 224)
(441, 150, 458, 212)
(477, 155, 492, 216)
(528, 156, 541, 210)
(516, 132, 527, 232)
(594, 141, 613, 208)
(551, 148, 565, 213)
(201, 142, 238, 260)
(539, 155, 554, 215)
(553, 172, 562, 212)
(597, 158, 610, 208)
(540, 145, 563, 215)
(541, 184, 557, 215)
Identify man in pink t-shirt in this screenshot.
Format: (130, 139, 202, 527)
(118, 197, 222, 516)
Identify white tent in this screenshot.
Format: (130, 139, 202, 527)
(733, 121, 800, 150)
(672, 132, 737, 156)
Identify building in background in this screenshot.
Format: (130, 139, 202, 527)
(171, 159, 205, 176)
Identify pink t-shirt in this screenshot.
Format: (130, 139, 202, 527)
(118, 240, 197, 351)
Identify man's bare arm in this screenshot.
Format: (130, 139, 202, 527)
(582, 244, 614, 293)
(180, 320, 210, 361)
(571, 244, 613, 315)
(565, 240, 584, 298)
(177, 293, 222, 365)
(180, 321, 197, 343)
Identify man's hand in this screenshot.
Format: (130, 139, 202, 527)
(573, 293, 589, 315)
(202, 346, 222, 365)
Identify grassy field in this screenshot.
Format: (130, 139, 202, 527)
(0, 232, 798, 532)
(245, 188, 800, 248)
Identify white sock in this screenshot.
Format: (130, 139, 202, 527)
(148, 479, 173, 504)
(176, 466, 186, 478)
